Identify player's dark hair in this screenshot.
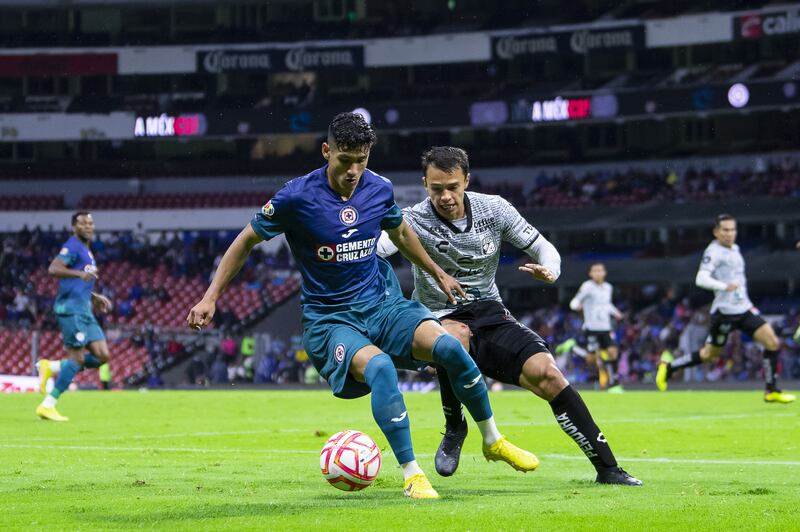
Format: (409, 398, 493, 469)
(589, 262, 605, 270)
(71, 211, 91, 225)
(714, 213, 735, 228)
(327, 112, 376, 152)
(421, 146, 469, 178)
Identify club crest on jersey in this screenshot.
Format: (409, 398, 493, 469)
(262, 200, 275, 218)
(334, 343, 346, 363)
(481, 235, 497, 255)
(339, 206, 358, 226)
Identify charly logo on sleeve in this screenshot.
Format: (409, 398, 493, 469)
(262, 200, 275, 218)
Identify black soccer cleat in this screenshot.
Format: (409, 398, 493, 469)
(595, 467, 643, 486)
(434, 421, 468, 477)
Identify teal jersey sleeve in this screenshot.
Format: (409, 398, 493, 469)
(380, 203, 403, 230)
(250, 185, 293, 240)
(57, 243, 77, 267)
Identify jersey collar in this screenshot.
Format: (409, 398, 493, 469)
(429, 193, 472, 234)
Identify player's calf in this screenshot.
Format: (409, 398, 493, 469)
(431, 334, 493, 424)
(549, 385, 636, 480)
(362, 353, 414, 466)
(430, 334, 540, 472)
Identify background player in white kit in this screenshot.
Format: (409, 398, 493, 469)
(656, 214, 795, 404)
(569, 263, 624, 393)
(378, 146, 641, 486)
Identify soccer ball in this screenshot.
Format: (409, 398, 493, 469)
(320, 430, 381, 491)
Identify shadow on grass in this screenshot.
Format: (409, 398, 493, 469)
(84, 484, 555, 526)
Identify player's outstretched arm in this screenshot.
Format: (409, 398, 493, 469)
(187, 224, 263, 329)
(48, 257, 96, 281)
(385, 220, 465, 304)
(518, 234, 561, 284)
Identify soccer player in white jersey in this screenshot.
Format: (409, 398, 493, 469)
(569, 263, 624, 393)
(378, 146, 641, 485)
(656, 214, 795, 403)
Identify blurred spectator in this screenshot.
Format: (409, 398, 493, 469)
(211, 355, 229, 384)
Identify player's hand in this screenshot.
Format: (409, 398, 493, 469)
(91, 294, 113, 314)
(725, 282, 738, 292)
(519, 263, 556, 283)
(435, 271, 466, 305)
(187, 299, 216, 330)
(79, 270, 98, 282)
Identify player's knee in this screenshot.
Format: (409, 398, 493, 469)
(363, 353, 397, 387)
(67, 350, 85, 364)
(764, 337, 780, 351)
(522, 352, 561, 385)
(701, 345, 720, 361)
(442, 320, 470, 350)
(431, 334, 472, 372)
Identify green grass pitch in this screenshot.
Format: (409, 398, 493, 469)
(1, 390, 798, 530)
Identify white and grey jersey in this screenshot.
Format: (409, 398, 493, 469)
(377, 192, 558, 317)
(569, 281, 617, 331)
(697, 240, 752, 315)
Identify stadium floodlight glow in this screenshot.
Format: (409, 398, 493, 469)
(727, 83, 750, 109)
(352, 107, 372, 125)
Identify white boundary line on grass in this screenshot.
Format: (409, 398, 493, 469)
(2, 443, 800, 466)
(10, 412, 793, 443)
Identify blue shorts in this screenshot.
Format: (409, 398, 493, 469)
(56, 313, 105, 349)
(302, 291, 437, 399)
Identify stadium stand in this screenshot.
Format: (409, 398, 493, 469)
(0, 227, 300, 386)
(0, 195, 64, 211)
(78, 191, 269, 209)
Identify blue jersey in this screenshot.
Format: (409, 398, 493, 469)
(250, 165, 403, 306)
(53, 236, 97, 315)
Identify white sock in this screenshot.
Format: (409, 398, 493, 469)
(42, 394, 57, 408)
(50, 360, 61, 374)
(400, 460, 424, 480)
(476, 416, 502, 446)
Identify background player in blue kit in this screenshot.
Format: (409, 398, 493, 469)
(187, 113, 539, 499)
(35, 212, 113, 422)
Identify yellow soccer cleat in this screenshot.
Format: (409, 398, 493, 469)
(607, 384, 625, 394)
(483, 436, 539, 472)
(36, 404, 69, 422)
(655, 362, 669, 392)
(36, 359, 53, 394)
(403, 473, 439, 499)
(764, 391, 796, 404)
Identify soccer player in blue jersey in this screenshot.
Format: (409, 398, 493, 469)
(35, 212, 113, 421)
(187, 113, 538, 499)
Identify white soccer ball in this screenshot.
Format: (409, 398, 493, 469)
(320, 430, 381, 491)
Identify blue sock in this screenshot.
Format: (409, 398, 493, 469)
(83, 353, 103, 369)
(432, 334, 492, 422)
(364, 353, 414, 465)
(51, 359, 81, 399)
